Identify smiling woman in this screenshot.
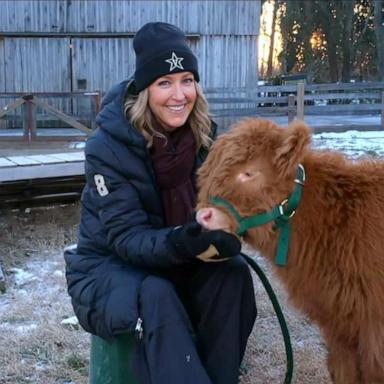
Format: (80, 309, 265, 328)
(64, 21, 257, 384)
(148, 72, 197, 132)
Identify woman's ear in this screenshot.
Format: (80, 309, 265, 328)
(273, 121, 311, 178)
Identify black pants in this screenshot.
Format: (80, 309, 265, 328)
(131, 256, 257, 384)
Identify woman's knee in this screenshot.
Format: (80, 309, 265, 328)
(139, 276, 191, 331)
(218, 255, 253, 285)
(140, 276, 175, 304)
(218, 256, 256, 315)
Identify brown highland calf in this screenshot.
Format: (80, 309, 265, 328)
(196, 118, 384, 384)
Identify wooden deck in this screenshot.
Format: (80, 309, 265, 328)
(0, 151, 84, 182)
(0, 141, 86, 208)
(0, 112, 381, 185)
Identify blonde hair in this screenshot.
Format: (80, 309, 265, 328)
(124, 81, 212, 150)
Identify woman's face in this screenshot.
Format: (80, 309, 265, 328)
(148, 71, 197, 132)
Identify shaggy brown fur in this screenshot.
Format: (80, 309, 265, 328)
(197, 118, 384, 384)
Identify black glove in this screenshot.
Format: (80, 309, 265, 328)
(168, 221, 241, 262)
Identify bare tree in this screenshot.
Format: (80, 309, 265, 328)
(278, 0, 379, 82)
(341, 1, 355, 82)
(317, 1, 340, 82)
(373, 0, 384, 80)
(267, 0, 279, 77)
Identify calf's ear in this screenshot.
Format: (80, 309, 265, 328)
(273, 121, 311, 178)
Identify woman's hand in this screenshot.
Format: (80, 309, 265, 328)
(168, 221, 241, 262)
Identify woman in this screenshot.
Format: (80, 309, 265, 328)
(64, 22, 257, 384)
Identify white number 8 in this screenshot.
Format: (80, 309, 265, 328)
(94, 174, 109, 196)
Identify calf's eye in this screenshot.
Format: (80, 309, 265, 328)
(237, 170, 256, 182)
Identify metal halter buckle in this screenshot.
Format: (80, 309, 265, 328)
(278, 199, 296, 219)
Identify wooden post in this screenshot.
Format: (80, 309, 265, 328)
(296, 83, 305, 121)
(29, 100, 37, 139)
(95, 91, 101, 114)
(85, 91, 101, 131)
(22, 95, 36, 142)
(288, 94, 295, 123)
(90, 96, 97, 131)
(22, 98, 29, 141)
(0, 262, 5, 293)
(381, 91, 384, 130)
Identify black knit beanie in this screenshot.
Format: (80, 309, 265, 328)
(133, 22, 200, 92)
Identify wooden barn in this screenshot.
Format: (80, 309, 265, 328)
(0, 0, 261, 131)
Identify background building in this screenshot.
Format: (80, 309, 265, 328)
(0, 0, 261, 94)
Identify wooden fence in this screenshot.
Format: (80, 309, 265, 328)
(206, 81, 384, 130)
(0, 82, 383, 143)
(0, 91, 101, 141)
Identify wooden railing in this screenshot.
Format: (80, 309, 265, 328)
(0, 91, 101, 141)
(1, 83, 383, 142)
(205, 81, 384, 129)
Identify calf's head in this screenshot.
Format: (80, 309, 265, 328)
(196, 118, 311, 235)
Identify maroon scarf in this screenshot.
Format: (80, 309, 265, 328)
(150, 124, 197, 226)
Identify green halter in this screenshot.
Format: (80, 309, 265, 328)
(208, 164, 305, 266)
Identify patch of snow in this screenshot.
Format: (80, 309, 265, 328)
(54, 270, 64, 277)
(296, 340, 305, 348)
(312, 130, 384, 159)
(8, 267, 39, 286)
(314, 130, 384, 140)
(68, 141, 86, 149)
(61, 315, 80, 330)
(0, 297, 10, 310)
(61, 316, 79, 325)
(0, 321, 38, 333)
(35, 361, 49, 371)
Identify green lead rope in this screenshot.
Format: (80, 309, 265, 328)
(241, 252, 293, 384)
(273, 164, 305, 265)
(209, 164, 305, 266)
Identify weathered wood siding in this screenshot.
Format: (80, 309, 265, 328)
(0, 0, 261, 126)
(69, 35, 258, 91)
(4, 38, 70, 92)
(0, 38, 4, 94)
(193, 35, 259, 88)
(0, 1, 67, 33)
(0, 38, 71, 114)
(71, 38, 134, 92)
(0, 1, 260, 34)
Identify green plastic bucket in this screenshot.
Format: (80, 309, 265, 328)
(89, 333, 138, 384)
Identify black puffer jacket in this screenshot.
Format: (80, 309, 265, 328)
(64, 80, 216, 340)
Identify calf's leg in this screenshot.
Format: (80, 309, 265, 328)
(359, 326, 384, 383)
(326, 339, 362, 384)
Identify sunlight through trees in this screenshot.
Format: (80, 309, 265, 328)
(259, 0, 383, 83)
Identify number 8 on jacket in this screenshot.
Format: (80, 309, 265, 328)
(94, 174, 109, 196)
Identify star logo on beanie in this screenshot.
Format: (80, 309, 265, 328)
(165, 52, 184, 72)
